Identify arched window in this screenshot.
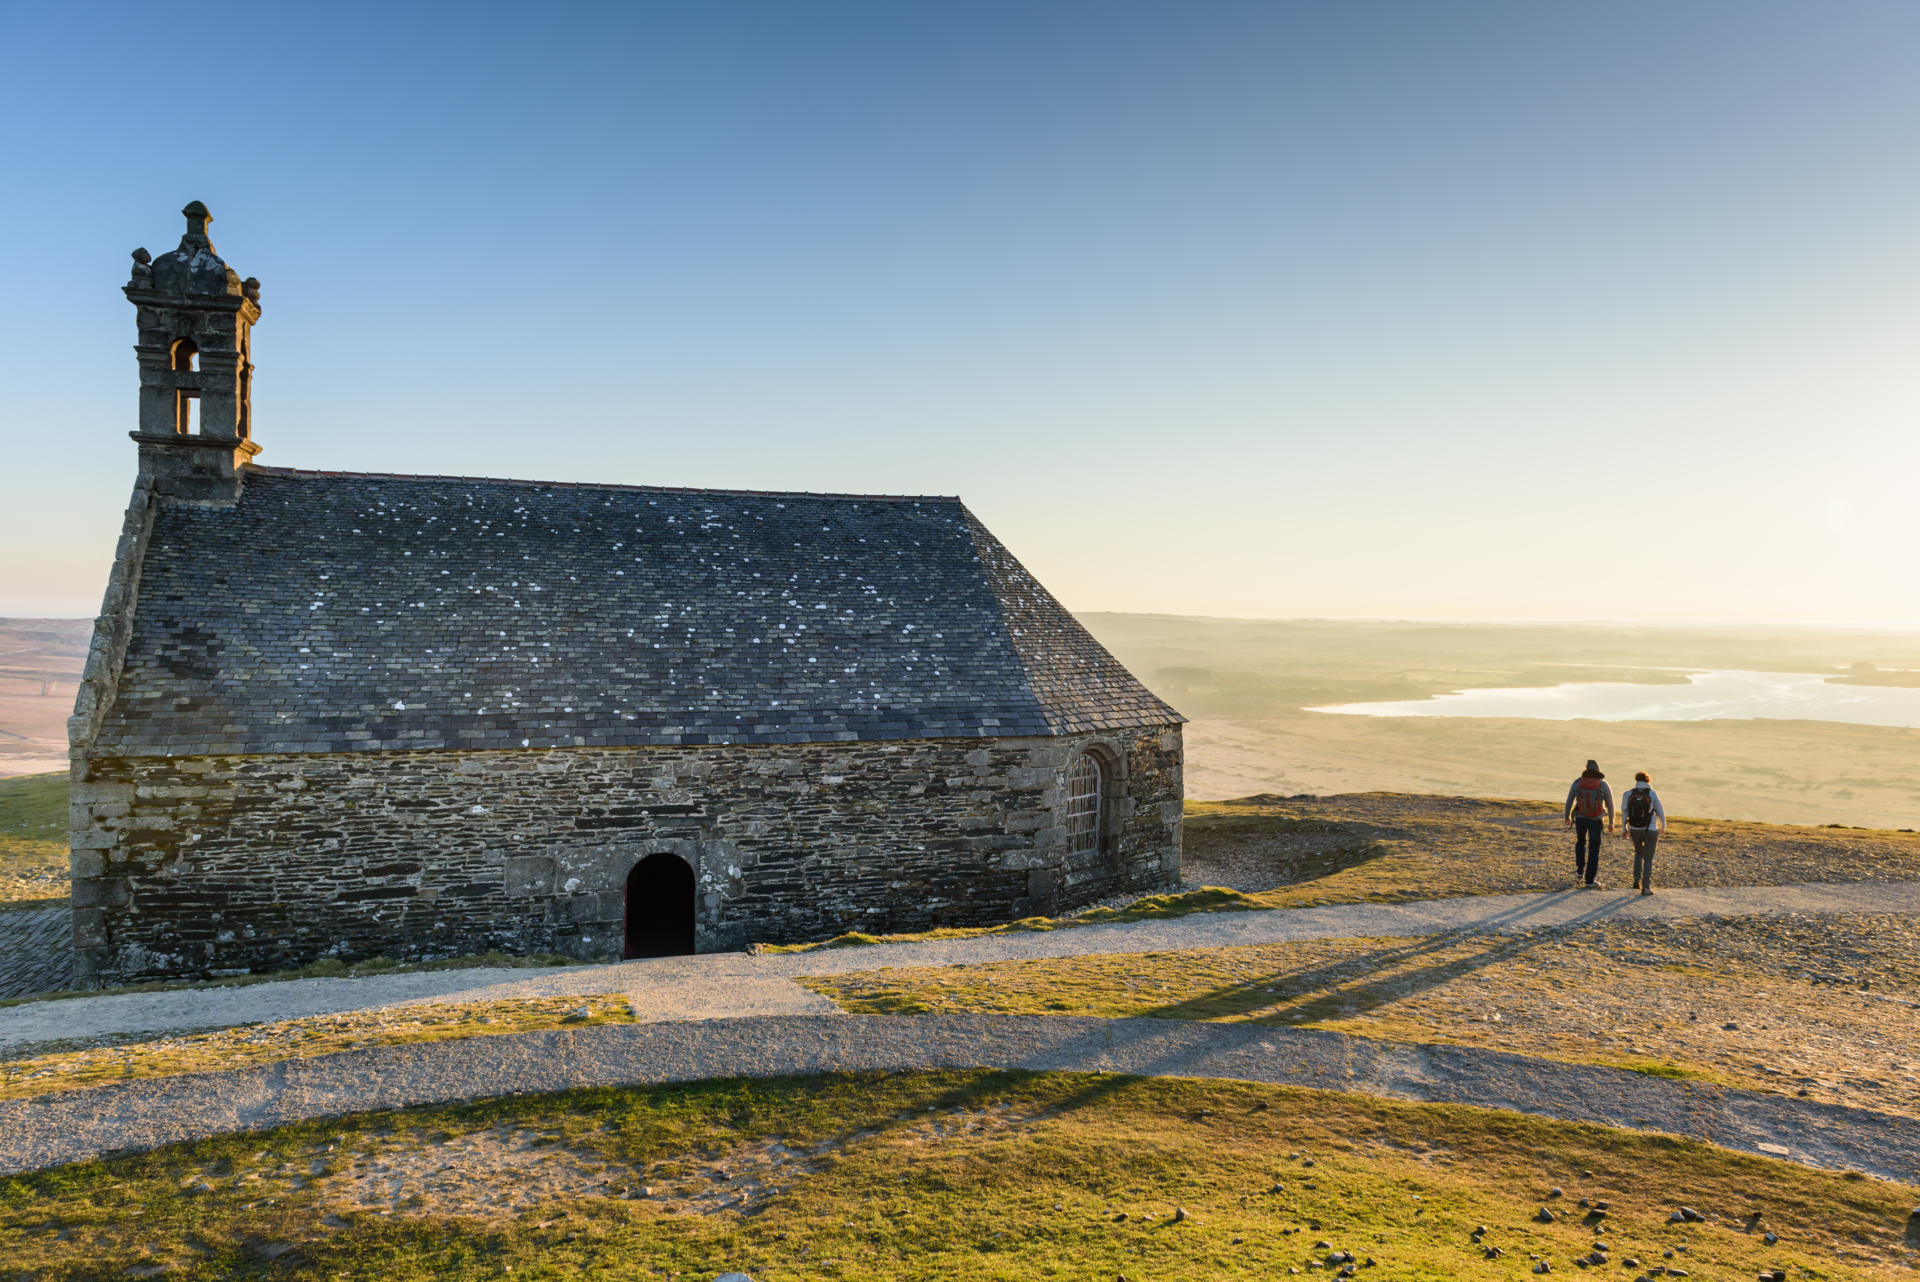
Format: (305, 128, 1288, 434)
(170, 338, 198, 372)
(1066, 754, 1104, 858)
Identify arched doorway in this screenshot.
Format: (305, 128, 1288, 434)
(624, 853, 696, 958)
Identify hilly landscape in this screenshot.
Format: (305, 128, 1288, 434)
(0, 619, 84, 778)
(1082, 614, 1920, 830)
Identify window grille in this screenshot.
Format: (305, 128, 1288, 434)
(1066, 755, 1103, 856)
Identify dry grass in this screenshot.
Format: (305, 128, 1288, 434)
(755, 887, 1267, 954)
(801, 913, 1920, 1122)
(0, 772, 65, 907)
(3, 1069, 1915, 1280)
(1184, 792, 1920, 908)
(0, 995, 634, 1101)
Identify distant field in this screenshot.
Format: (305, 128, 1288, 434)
(1083, 614, 1920, 829)
(0, 618, 85, 778)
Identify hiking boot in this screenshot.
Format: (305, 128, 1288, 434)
(1631, 881, 1640, 890)
(1640, 888, 1653, 897)
(1584, 880, 1597, 888)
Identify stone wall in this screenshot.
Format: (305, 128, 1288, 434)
(70, 726, 1182, 986)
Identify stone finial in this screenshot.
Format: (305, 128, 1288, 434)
(131, 247, 151, 265)
(181, 200, 212, 243)
(130, 247, 152, 284)
(242, 277, 261, 302)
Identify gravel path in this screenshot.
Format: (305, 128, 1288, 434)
(4, 1013, 1916, 1184)
(6, 879, 1918, 1051)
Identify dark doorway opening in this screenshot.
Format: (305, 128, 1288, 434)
(624, 853, 696, 958)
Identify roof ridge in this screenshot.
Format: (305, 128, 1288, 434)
(243, 465, 959, 504)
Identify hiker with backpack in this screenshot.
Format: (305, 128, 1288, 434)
(1563, 759, 1613, 887)
(1623, 770, 1667, 895)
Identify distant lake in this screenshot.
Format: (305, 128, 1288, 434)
(1309, 670, 1920, 728)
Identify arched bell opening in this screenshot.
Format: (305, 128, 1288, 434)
(623, 852, 696, 958)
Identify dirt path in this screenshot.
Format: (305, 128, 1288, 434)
(6, 879, 1919, 1052)
(4, 1013, 1917, 1184)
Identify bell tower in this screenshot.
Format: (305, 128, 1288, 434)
(125, 201, 263, 501)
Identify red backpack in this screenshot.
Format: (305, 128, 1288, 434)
(1574, 777, 1608, 819)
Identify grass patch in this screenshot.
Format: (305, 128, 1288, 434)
(0, 949, 582, 1009)
(0, 995, 633, 1101)
(0, 771, 67, 905)
(2, 1069, 1913, 1279)
(1609, 1059, 1719, 1082)
(0, 772, 64, 838)
(798, 917, 1920, 1117)
(1183, 793, 1920, 909)
(756, 887, 1269, 954)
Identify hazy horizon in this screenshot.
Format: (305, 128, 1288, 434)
(7, 3, 1920, 623)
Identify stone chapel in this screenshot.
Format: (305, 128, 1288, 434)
(67, 204, 1185, 988)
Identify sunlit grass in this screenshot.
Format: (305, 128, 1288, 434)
(5, 1070, 1912, 1280)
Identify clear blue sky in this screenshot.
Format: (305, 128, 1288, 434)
(5, 2, 1919, 624)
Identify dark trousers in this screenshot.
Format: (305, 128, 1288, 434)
(1630, 829, 1658, 887)
(1573, 816, 1604, 882)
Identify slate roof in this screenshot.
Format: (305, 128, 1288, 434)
(94, 468, 1181, 756)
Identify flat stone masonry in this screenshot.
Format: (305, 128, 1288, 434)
(71, 726, 1181, 986)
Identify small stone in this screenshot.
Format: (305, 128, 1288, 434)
(1536, 1207, 1556, 1224)
(1470, 1225, 1488, 1238)
(1762, 1232, 1778, 1245)
(1533, 1264, 1551, 1275)
(1549, 1186, 1564, 1198)
(1315, 1240, 1332, 1250)
(562, 1006, 591, 1023)
(1173, 1207, 1189, 1223)
(714, 1274, 754, 1282)
(1723, 1022, 1739, 1030)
